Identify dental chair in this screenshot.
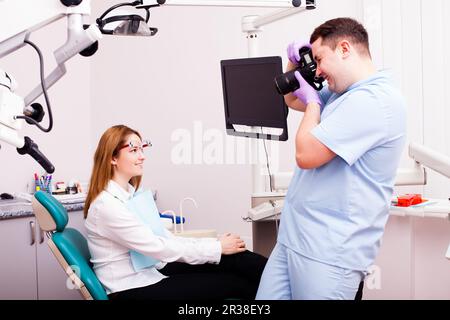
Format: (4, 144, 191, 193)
(32, 191, 108, 300)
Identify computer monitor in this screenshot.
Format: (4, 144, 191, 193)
(220, 56, 288, 141)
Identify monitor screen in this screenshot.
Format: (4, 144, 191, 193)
(220, 56, 288, 141)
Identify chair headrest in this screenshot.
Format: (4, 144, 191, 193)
(33, 191, 68, 232)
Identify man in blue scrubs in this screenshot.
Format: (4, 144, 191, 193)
(256, 17, 406, 300)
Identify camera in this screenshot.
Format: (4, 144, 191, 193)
(274, 46, 324, 95)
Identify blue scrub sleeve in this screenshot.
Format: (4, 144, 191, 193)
(318, 86, 333, 108)
(311, 89, 388, 166)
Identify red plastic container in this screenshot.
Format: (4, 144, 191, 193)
(397, 194, 423, 207)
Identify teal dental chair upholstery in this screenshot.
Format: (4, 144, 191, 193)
(32, 191, 108, 300)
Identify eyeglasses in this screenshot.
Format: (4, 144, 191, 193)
(119, 139, 152, 153)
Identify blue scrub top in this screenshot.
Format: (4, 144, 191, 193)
(278, 70, 407, 271)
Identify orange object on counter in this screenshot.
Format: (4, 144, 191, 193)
(397, 194, 423, 207)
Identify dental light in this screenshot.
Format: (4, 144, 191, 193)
(96, 0, 166, 37)
(0, 0, 303, 173)
(0, 0, 168, 173)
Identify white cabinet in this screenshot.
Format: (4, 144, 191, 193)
(0, 217, 38, 299)
(0, 210, 88, 300)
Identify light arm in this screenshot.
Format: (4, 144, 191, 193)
(408, 143, 450, 180)
(0, 0, 92, 58)
(1, 1, 102, 106)
(0, 0, 101, 173)
(145, 0, 302, 8)
(25, 15, 102, 105)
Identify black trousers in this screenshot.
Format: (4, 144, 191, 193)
(109, 250, 268, 300)
(355, 280, 364, 300)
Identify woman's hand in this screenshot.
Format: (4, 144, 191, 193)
(218, 233, 246, 255)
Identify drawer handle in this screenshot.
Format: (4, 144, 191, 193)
(30, 221, 36, 246)
(39, 227, 45, 244)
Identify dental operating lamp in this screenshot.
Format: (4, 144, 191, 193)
(0, 0, 313, 179)
(0, 0, 165, 173)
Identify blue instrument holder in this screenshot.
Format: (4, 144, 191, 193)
(159, 213, 185, 224)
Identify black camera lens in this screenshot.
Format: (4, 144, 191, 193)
(274, 69, 300, 95)
(274, 46, 324, 95)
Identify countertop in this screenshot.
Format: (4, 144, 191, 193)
(0, 190, 156, 221)
(0, 196, 85, 221)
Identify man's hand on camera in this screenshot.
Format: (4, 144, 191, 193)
(293, 71, 322, 107)
(287, 40, 312, 65)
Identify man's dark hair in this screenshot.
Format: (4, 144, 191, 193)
(310, 17, 371, 57)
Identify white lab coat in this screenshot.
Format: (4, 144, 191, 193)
(85, 180, 221, 294)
